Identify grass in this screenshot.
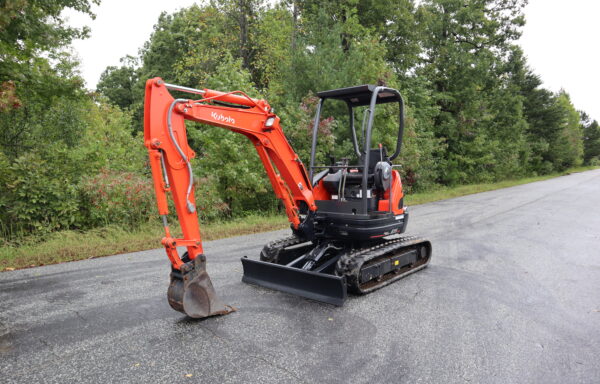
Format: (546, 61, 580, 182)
(1, 165, 598, 271)
(0, 214, 288, 271)
(406, 165, 600, 206)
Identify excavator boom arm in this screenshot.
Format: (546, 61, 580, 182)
(142, 78, 430, 318)
(144, 78, 315, 270)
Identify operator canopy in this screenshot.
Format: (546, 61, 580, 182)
(317, 84, 402, 107)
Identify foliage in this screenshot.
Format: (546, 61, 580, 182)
(79, 169, 155, 229)
(0, 0, 97, 82)
(0, 98, 148, 239)
(0, 150, 80, 235)
(552, 91, 583, 170)
(581, 113, 600, 165)
(96, 56, 139, 110)
(0, 0, 595, 243)
(189, 53, 279, 215)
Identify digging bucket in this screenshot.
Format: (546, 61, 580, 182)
(168, 255, 235, 318)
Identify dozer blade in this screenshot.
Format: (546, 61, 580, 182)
(241, 257, 347, 306)
(168, 255, 235, 318)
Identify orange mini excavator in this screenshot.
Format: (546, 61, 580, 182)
(144, 78, 431, 318)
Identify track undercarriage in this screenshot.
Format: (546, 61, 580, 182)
(241, 234, 432, 305)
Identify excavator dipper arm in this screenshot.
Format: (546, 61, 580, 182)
(143, 78, 316, 317)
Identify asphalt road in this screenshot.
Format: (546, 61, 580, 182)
(2, 169, 600, 384)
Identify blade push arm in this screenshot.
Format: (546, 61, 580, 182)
(144, 78, 316, 269)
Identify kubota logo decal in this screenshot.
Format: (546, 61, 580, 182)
(211, 112, 235, 124)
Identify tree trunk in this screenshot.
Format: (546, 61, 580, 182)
(291, 0, 298, 50)
(238, 0, 250, 69)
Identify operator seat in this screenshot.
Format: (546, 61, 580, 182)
(320, 147, 390, 193)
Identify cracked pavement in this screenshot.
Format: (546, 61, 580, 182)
(1, 169, 600, 383)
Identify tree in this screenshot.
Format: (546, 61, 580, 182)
(505, 47, 560, 173)
(581, 113, 600, 164)
(0, 0, 98, 82)
(0, 0, 99, 157)
(415, 0, 530, 183)
(0, 0, 154, 237)
(1, 0, 594, 241)
(550, 91, 583, 170)
(187, 53, 279, 215)
(96, 56, 139, 110)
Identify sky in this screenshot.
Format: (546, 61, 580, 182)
(63, 0, 198, 80)
(64, 0, 600, 120)
(518, 0, 599, 121)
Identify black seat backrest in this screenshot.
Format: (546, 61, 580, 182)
(367, 147, 389, 174)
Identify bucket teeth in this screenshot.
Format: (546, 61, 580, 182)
(168, 256, 235, 318)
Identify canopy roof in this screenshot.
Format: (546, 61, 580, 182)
(316, 85, 401, 107)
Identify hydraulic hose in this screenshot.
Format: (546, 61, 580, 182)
(167, 98, 196, 213)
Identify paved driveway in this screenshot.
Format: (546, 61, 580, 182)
(1, 169, 599, 383)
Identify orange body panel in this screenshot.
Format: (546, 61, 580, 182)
(377, 170, 404, 215)
(311, 179, 331, 201)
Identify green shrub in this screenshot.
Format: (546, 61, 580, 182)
(0, 151, 80, 237)
(589, 157, 600, 167)
(79, 169, 155, 229)
(191, 174, 231, 221)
